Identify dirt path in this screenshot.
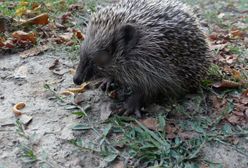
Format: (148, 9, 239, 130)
(0, 0, 248, 167)
(0, 51, 108, 168)
(1, 51, 248, 168)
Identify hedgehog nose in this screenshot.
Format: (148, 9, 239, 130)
(73, 75, 83, 85)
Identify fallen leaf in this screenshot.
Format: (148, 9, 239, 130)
(16, 7, 27, 16)
(245, 109, 248, 118)
(3, 39, 15, 48)
(229, 29, 244, 39)
(227, 115, 239, 125)
(12, 31, 36, 43)
(0, 37, 5, 47)
(19, 1, 29, 6)
(231, 69, 241, 80)
(212, 80, 241, 89)
(225, 55, 238, 64)
(112, 161, 125, 168)
(12, 102, 26, 116)
(140, 118, 158, 131)
(208, 32, 218, 41)
(240, 97, 248, 105)
(23, 13, 49, 25)
(227, 136, 239, 145)
(49, 59, 59, 70)
(52, 69, 68, 76)
(61, 12, 72, 23)
(233, 111, 244, 117)
(69, 3, 82, 11)
(66, 82, 90, 94)
(100, 102, 112, 121)
(242, 89, 248, 97)
(68, 68, 76, 75)
(210, 43, 227, 51)
(31, 2, 41, 10)
(73, 29, 84, 40)
(60, 90, 75, 96)
(165, 122, 179, 139)
(217, 13, 225, 19)
(178, 131, 198, 140)
(19, 45, 49, 58)
(65, 41, 74, 46)
(59, 32, 73, 41)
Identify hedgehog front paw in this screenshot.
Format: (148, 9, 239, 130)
(122, 93, 143, 118)
(99, 78, 114, 92)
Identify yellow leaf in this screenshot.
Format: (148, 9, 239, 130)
(19, 1, 29, 6)
(16, 7, 27, 16)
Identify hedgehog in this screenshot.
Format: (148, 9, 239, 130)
(73, 0, 211, 116)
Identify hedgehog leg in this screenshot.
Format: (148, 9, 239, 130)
(122, 93, 143, 118)
(99, 78, 114, 92)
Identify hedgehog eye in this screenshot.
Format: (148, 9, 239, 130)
(94, 51, 111, 66)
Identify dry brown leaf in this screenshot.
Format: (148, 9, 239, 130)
(212, 80, 241, 89)
(73, 29, 84, 40)
(59, 32, 73, 41)
(165, 122, 179, 139)
(69, 3, 82, 11)
(19, 45, 49, 58)
(178, 131, 198, 140)
(12, 102, 25, 116)
(245, 109, 248, 118)
(140, 118, 158, 131)
(61, 12, 72, 23)
(3, 39, 15, 48)
(31, 2, 41, 10)
(22, 13, 49, 25)
(208, 32, 218, 41)
(210, 43, 227, 51)
(12, 31, 36, 43)
(240, 97, 248, 105)
(233, 111, 244, 117)
(0, 37, 5, 47)
(60, 90, 75, 96)
(242, 89, 248, 97)
(66, 82, 90, 94)
(65, 41, 74, 46)
(225, 55, 238, 64)
(112, 161, 125, 168)
(68, 69, 76, 75)
(227, 115, 239, 125)
(229, 29, 244, 39)
(19, 1, 29, 6)
(16, 7, 27, 16)
(231, 69, 241, 80)
(227, 136, 239, 145)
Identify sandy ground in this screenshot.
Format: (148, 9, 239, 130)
(0, 0, 248, 167)
(0, 49, 247, 168)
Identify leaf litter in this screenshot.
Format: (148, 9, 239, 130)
(1, 0, 248, 167)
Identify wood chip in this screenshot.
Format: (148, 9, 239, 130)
(20, 45, 49, 58)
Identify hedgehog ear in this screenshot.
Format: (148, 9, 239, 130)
(115, 24, 139, 52)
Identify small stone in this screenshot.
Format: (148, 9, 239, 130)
(14, 65, 28, 79)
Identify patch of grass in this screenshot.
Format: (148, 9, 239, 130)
(15, 120, 61, 167)
(0, 0, 77, 18)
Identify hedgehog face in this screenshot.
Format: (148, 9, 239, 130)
(73, 23, 139, 85)
(73, 41, 113, 85)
